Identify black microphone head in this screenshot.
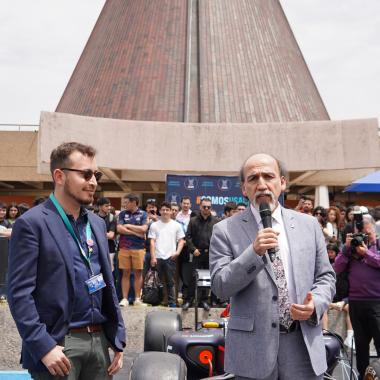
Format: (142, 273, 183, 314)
(259, 202, 271, 217)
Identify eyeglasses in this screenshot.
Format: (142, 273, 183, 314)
(202, 205, 211, 210)
(60, 168, 103, 181)
(314, 212, 322, 215)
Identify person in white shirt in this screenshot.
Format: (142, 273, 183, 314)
(149, 202, 185, 307)
(176, 196, 192, 233)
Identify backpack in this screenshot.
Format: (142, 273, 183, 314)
(142, 268, 163, 305)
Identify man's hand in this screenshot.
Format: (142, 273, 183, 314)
(193, 249, 201, 257)
(330, 301, 345, 311)
(290, 292, 315, 321)
(355, 243, 367, 258)
(41, 345, 71, 377)
(345, 233, 353, 248)
(150, 256, 157, 267)
(108, 350, 123, 376)
(170, 253, 179, 261)
(148, 213, 159, 222)
(253, 228, 279, 256)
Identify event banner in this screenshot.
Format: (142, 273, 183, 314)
(166, 174, 248, 216)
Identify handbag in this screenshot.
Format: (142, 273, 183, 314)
(142, 267, 163, 305)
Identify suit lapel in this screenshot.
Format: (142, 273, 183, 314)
(240, 208, 276, 285)
(43, 200, 75, 287)
(240, 208, 258, 242)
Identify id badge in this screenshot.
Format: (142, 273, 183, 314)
(85, 273, 106, 294)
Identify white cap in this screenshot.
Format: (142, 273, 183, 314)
(359, 206, 369, 214)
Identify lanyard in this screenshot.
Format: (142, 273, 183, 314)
(49, 193, 94, 274)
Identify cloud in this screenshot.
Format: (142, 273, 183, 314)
(281, 0, 380, 121)
(0, 0, 105, 124)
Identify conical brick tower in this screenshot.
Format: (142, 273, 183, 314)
(56, 0, 329, 123)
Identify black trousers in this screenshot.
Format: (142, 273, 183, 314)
(181, 253, 209, 303)
(349, 300, 380, 378)
(156, 258, 177, 305)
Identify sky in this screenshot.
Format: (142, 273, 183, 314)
(0, 0, 379, 126)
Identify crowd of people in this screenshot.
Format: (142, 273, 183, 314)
(2, 190, 380, 377)
(295, 196, 380, 378)
(0, 195, 247, 310)
(2, 143, 379, 380)
(2, 197, 380, 309)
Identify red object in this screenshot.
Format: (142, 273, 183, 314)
(220, 303, 230, 318)
(217, 345, 225, 372)
(199, 350, 213, 364)
(199, 350, 214, 377)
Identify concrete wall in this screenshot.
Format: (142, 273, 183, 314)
(0, 131, 50, 182)
(38, 112, 380, 180)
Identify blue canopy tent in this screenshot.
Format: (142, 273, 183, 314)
(344, 170, 380, 192)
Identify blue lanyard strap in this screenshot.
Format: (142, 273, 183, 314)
(49, 193, 94, 272)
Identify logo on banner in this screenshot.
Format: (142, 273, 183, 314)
(184, 178, 198, 190)
(217, 179, 231, 191)
(168, 192, 180, 204)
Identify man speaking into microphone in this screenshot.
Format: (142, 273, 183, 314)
(209, 153, 335, 380)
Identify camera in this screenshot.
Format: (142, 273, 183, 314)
(350, 233, 368, 248)
(349, 211, 368, 258)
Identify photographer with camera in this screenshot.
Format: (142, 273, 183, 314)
(334, 212, 380, 379)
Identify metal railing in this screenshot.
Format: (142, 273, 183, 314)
(0, 123, 39, 132)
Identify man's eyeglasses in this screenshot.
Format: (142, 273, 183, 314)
(60, 168, 103, 181)
(202, 205, 212, 210)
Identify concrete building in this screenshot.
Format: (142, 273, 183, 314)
(1, 0, 379, 207)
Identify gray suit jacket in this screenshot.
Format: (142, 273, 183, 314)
(209, 207, 335, 378)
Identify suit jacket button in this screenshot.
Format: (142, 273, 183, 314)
(272, 295, 278, 301)
(272, 322, 277, 328)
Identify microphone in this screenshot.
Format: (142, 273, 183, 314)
(259, 203, 276, 262)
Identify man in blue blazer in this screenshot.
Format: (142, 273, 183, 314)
(210, 153, 335, 379)
(8, 142, 126, 379)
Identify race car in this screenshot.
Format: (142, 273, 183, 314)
(129, 308, 344, 380)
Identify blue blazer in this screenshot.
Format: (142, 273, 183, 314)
(7, 199, 126, 371)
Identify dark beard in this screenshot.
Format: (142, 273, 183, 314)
(64, 183, 94, 206)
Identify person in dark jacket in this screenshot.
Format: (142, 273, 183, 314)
(8, 142, 125, 379)
(183, 197, 218, 310)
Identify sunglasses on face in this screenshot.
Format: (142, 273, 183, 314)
(60, 168, 103, 181)
(202, 205, 211, 210)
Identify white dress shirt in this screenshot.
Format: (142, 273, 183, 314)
(250, 204, 297, 304)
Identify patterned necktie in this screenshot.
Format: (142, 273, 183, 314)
(272, 249, 293, 329)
